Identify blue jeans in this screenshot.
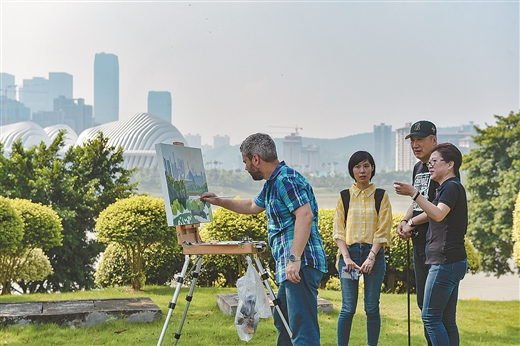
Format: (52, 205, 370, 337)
(413, 241, 432, 345)
(274, 265, 324, 346)
(422, 259, 468, 346)
(337, 243, 386, 346)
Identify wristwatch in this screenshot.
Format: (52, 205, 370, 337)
(289, 254, 301, 262)
(408, 218, 415, 227)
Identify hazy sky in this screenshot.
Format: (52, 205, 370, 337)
(1, 0, 518, 145)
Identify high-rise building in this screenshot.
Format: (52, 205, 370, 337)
(184, 133, 202, 148)
(20, 77, 50, 115)
(213, 134, 230, 148)
(395, 122, 417, 171)
(49, 72, 73, 100)
(17, 72, 73, 118)
(0, 73, 15, 100)
(94, 53, 119, 125)
(32, 96, 93, 134)
(147, 91, 172, 122)
(373, 123, 393, 170)
(0, 97, 31, 125)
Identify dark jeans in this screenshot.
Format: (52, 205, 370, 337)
(413, 241, 432, 346)
(337, 243, 386, 346)
(422, 259, 468, 346)
(274, 266, 323, 346)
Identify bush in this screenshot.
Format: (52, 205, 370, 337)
(95, 195, 176, 290)
(95, 241, 184, 288)
(317, 208, 338, 285)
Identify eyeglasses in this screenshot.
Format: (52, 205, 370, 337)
(427, 159, 444, 168)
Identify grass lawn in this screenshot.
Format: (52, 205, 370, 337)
(1, 286, 518, 345)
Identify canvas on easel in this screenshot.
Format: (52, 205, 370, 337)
(155, 143, 213, 226)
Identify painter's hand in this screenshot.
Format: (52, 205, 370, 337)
(200, 192, 217, 204)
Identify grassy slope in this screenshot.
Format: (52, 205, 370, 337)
(1, 286, 518, 345)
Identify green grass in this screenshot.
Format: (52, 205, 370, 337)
(1, 286, 518, 345)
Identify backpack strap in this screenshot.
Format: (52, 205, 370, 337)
(374, 188, 385, 214)
(340, 189, 351, 223)
(340, 188, 386, 225)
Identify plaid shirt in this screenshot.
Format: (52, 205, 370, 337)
(254, 161, 328, 284)
(333, 183, 392, 246)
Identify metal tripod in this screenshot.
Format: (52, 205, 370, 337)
(157, 254, 292, 345)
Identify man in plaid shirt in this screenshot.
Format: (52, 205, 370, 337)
(201, 133, 328, 346)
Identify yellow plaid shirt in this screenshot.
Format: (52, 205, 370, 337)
(333, 183, 392, 246)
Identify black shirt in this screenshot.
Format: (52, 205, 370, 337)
(426, 177, 468, 265)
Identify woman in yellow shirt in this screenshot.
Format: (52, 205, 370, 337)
(333, 151, 392, 346)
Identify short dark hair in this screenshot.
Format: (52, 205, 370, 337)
(348, 151, 376, 181)
(432, 143, 462, 177)
(239, 133, 278, 162)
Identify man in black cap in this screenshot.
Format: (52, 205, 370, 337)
(395, 120, 438, 346)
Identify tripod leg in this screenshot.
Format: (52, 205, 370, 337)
(254, 256, 293, 339)
(173, 255, 204, 346)
(157, 255, 191, 346)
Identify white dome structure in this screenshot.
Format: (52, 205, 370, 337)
(44, 124, 79, 149)
(0, 121, 52, 154)
(76, 112, 186, 169)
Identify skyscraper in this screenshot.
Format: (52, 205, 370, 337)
(94, 53, 119, 125)
(213, 134, 230, 148)
(147, 91, 172, 122)
(0, 73, 15, 100)
(20, 77, 50, 116)
(19, 73, 73, 117)
(395, 122, 417, 171)
(373, 123, 393, 170)
(184, 133, 201, 147)
(49, 72, 73, 101)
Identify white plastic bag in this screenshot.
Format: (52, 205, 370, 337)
(235, 262, 272, 342)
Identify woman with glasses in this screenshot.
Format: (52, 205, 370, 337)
(333, 151, 392, 346)
(394, 143, 468, 346)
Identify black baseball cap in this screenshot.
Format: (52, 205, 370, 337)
(405, 120, 437, 139)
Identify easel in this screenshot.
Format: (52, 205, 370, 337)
(157, 225, 293, 346)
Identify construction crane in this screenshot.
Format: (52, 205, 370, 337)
(269, 125, 303, 136)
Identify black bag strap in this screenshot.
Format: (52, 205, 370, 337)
(341, 188, 386, 224)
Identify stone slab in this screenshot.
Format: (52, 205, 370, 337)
(0, 297, 162, 327)
(216, 293, 333, 316)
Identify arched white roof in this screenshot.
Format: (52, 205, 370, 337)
(0, 121, 51, 151)
(76, 112, 186, 168)
(44, 124, 79, 148)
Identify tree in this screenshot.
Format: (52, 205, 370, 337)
(512, 191, 520, 269)
(463, 111, 520, 275)
(95, 195, 175, 290)
(0, 131, 137, 292)
(0, 198, 63, 294)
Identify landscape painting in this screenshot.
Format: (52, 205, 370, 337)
(155, 143, 213, 226)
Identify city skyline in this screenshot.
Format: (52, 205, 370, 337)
(1, 2, 517, 145)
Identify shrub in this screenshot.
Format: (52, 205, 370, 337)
(95, 195, 176, 290)
(95, 236, 184, 288)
